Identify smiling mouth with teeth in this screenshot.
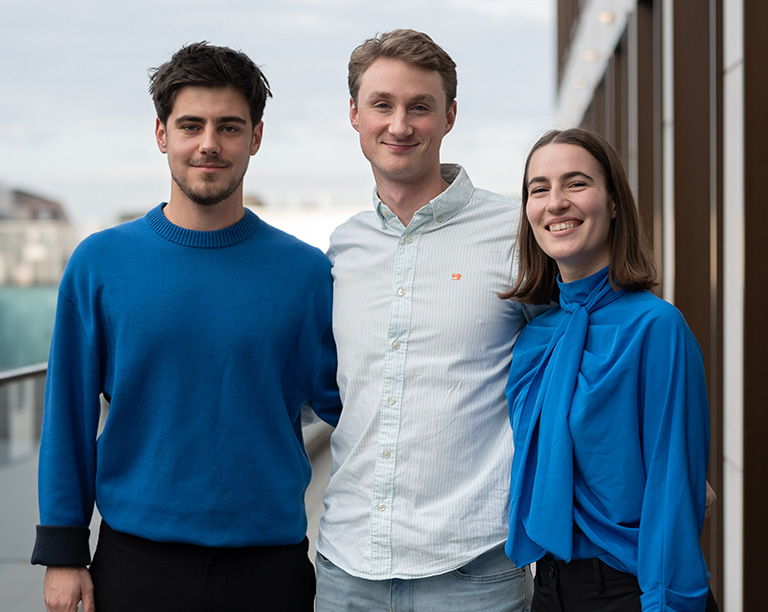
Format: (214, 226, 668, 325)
(548, 221, 582, 232)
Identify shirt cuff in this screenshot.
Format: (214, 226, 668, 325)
(640, 585, 709, 611)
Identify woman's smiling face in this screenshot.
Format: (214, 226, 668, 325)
(525, 143, 616, 283)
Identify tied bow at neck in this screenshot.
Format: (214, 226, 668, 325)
(513, 268, 623, 563)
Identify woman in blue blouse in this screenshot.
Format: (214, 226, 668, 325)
(502, 128, 713, 611)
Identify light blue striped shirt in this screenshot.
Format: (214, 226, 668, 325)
(317, 165, 531, 579)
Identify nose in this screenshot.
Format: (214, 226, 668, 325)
(389, 108, 413, 138)
(546, 185, 570, 212)
(199, 125, 221, 155)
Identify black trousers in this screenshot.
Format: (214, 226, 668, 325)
(89, 521, 315, 612)
(532, 556, 641, 612)
(532, 556, 720, 612)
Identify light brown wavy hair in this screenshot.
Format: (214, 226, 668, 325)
(348, 29, 457, 109)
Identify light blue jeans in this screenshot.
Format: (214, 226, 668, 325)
(315, 543, 532, 612)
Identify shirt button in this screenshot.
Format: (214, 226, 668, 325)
(382, 450, 391, 458)
(396, 288, 405, 297)
(378, 503, 386, 512)
(404, 236, 413, 244)
(387, 397, 396, 405)
(392, 340, 400, 349)
(436, 215, 444, 223)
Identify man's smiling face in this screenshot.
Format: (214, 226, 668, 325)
(350, 57, 456, 189)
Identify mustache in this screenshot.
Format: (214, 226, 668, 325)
(189, 158, 231, 168)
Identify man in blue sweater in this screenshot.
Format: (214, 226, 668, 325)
(31, 42, 341, 612)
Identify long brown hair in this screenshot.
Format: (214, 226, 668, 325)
(502, 128, 657, 304)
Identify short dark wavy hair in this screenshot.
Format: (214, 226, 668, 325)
(149, 41, 272, 127)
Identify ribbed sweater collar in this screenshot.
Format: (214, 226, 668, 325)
(145, 204, 261, 248)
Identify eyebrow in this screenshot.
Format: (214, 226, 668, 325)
(364, 92, 438, 105)
(173, 115, 249, 126)
(527, 170, 595, 186)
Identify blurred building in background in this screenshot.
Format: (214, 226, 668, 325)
(0, 183, 78, 286)
(554, 1, 764, 609)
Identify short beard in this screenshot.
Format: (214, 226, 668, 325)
(171, 172, 244, 207)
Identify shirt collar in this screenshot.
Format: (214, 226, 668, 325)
(373, 164, 474, 229)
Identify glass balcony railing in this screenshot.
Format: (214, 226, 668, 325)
(0, 363, 46, 466)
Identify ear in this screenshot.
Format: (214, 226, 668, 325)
(251, 121, 264, 155)
(155, 118, 168, 153)
(444, 100, 457, 136)
(611, 198, 617, 219)
(349, 97, 360, 133)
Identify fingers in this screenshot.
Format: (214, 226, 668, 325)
(704, 480, 717, 519)
(82, 588, 97, 612)
(44, 566, 94, 612)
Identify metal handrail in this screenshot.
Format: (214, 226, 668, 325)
(0, 362, 47, 385)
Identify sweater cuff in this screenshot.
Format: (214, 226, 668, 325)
(31, 525, 92, 566)
(640, 585, 709, 611)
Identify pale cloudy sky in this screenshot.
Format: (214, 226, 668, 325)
(1, 0, 557, 235)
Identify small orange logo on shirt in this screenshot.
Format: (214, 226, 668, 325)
(452, 273, 462, 281)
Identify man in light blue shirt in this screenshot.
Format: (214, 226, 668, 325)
(315, 29, 534, 612)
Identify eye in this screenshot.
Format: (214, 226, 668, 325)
(221, 125, 240, 133)
(412, 104, 428, 112)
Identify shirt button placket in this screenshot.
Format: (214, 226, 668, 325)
(370, 223, 418, 575)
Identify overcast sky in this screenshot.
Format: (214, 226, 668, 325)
(1, 0, 557, 235)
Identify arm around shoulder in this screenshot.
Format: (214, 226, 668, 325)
(302, 255, 341, 426)
(308, 322, 342, 427)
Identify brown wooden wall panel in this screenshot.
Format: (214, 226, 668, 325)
(634, 1, 661, 271)
(670, 2, 724, 598)
(742, 0, 768, 607)
(557, 0, 581, 85)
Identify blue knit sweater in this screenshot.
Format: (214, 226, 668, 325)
(32, 204, 341, 566)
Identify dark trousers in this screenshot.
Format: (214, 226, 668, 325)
(89, 521, 315, 612)
(532, 555, 720, 612)
(532, 556, 641, 612)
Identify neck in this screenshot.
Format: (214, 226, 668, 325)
(375, 172, 450, 226)
(163, 189, 246, 231)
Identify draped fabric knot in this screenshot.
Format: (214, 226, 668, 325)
(506, 267, 623, 566)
